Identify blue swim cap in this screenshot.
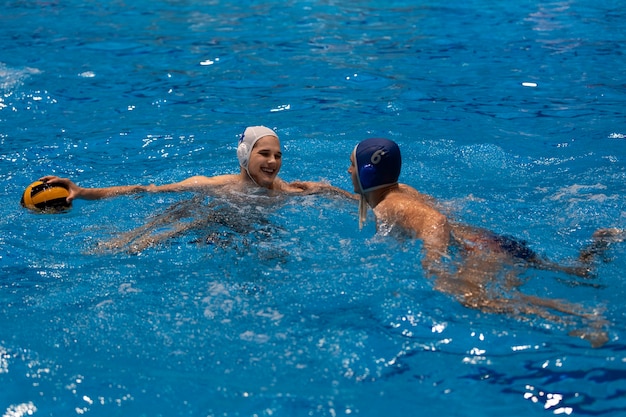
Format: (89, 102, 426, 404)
(353, 138, 402, 193)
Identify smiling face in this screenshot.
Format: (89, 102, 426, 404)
(246, 135, 282, 188)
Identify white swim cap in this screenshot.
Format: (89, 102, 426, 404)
(237, 126, 278, 169)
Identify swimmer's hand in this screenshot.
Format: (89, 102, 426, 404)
(39, 175, 82, 203)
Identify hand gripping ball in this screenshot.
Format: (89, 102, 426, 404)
(20, 181, 71, 213)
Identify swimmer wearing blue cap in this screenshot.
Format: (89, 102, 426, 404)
(349, 138, 624, 347)
(349, 138, 449, 257)
(41, 126, 349, 201)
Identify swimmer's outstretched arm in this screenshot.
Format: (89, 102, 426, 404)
(40, 174, 237, 202)
(144, 175, 238, 193)
(288, 180, 357, 199)
(40, 175, 148, 202)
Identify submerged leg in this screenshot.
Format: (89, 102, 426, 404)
(439, 249, 609, 348)
(126, 218, 210, 253)
(527, 258, 592, 278)
(518, 228, 626, 278)
(510, 293, 608, 348)
(459, 288, 609, 347)
(96, 217, 209, 254)
(93, 197, 211, 253)
(451, 226, 594, 278)
(93, 197, 275, 254)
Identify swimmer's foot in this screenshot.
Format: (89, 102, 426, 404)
(579, 228, 626, 264)
(568, 307, 610, 348)
(593, 228, 626, 242)
(569, 328, 609, 348)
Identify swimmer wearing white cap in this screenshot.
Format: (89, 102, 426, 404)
(41, 125, 351, 200)
(236, 125, 284, 189)
(349, 137, 624, 347)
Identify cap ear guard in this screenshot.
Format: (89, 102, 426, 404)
(237, 142, 249, 168)
(237, 125, 278, 170)
(358, 164, 377, 192)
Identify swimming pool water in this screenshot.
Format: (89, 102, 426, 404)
(1, 0, 626, 416)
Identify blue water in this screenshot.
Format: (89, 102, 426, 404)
(2, 0, 626, 416)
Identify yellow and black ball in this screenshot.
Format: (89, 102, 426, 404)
(20, 181, 71, 213)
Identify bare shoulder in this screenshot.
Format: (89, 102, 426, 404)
(398, 183, 421, 197)
(379, 191, 437, 216)
(376, 191, 448, 233)
(398, 184, 438, 205)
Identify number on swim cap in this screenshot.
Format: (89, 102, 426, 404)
(371, 150, 386, 165)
